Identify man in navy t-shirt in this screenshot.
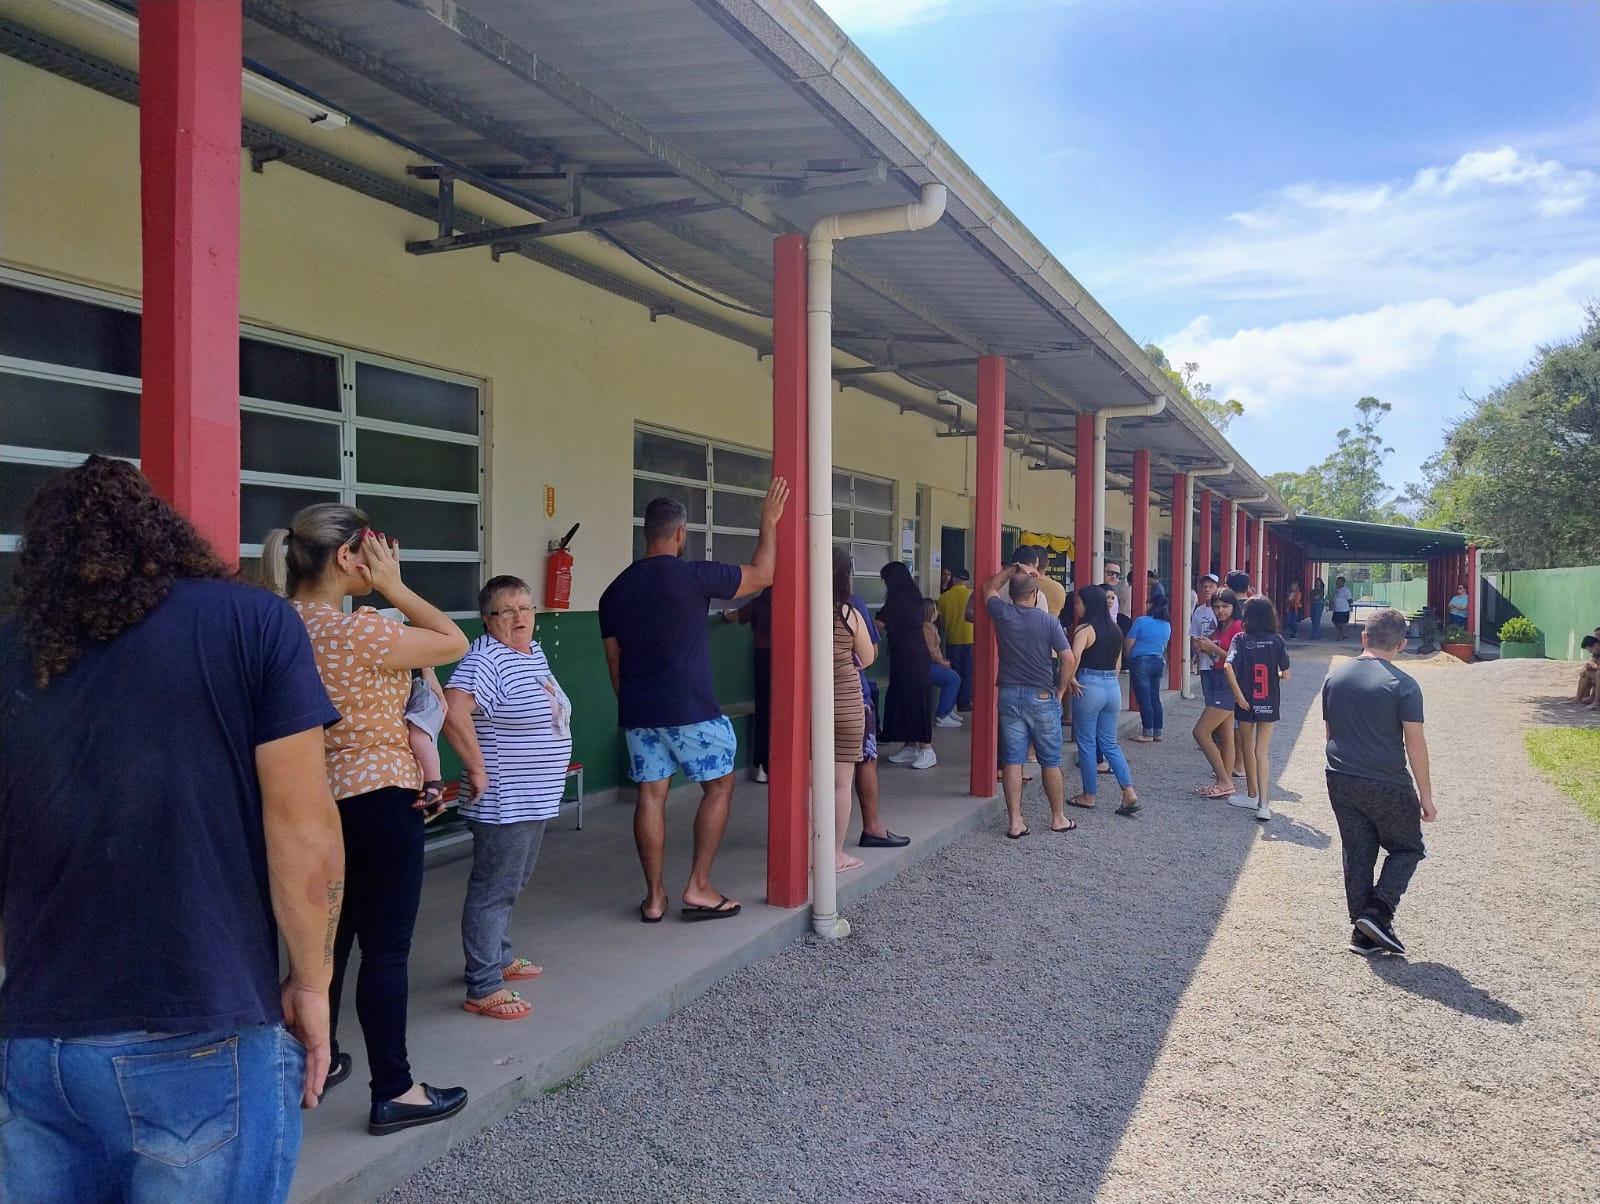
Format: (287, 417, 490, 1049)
(0, 456, 343, 1202)
(600, 478, 788, 923)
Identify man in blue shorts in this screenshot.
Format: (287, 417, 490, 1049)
(981, 565, 1074, 838)
(600, 479, 788, 923)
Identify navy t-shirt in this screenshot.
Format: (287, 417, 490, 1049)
(1321, 655, 1425, 788)
(0, 579, 339, 1038)
(598, 555, 743, 730)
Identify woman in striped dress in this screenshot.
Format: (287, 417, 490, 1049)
(833, 548, 877, 872)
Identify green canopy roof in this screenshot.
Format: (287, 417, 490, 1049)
(1276, 515, 1470, 562)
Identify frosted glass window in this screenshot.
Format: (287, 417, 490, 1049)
(0, 374, 139, 457)
(241, 484, 340, 542)
(356, 428, 476, 493)
(634, 430, 705, 481)
(0, 284, 140, 378)
(633, 478, 706, 524)
(241, 339, 339, 411)
(710, 490, 763, 530)
(355, 362, 477, 435)
(356, 494, 478, 551)
(2, 461, 72, 532)
(354, 561, 478, 613)
(242, 411, 341, 479)
(711, 447, 771, 489)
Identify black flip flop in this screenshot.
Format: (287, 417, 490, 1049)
(1114, 803, 1141, 817)
(1005, 827, 1030, 840)
(1066, 797, 1097, 810)
(1049, 819, 1077, 832)
(681, 895, 741, 921)
(639, 902, 665, 924)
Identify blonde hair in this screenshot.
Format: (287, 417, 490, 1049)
(260, 502, 369, 596)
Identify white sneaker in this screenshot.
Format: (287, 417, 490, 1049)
(1226, 794, 1257, 810)
(1255, 801, 1272, 822)
(934, 714, 962, 729)
(752, 765, 768, 784)
(910, 748, 938, 770)
(888, 746, 918, 765)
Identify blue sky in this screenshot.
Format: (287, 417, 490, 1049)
(816, 0, 1600, 496)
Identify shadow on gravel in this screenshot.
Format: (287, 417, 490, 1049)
(1524, 695, 1600, 731)
(1258, 815, 1331, 849)
(1367, 958, 1525, 1024)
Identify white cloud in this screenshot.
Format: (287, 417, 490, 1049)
(1126, 145, 1600, 308)
(1161, 258, 1600, 418)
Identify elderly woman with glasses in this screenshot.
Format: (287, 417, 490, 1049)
(442, 576, 573, 1022)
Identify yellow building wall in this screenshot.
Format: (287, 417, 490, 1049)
(1, 60, 1101, 609)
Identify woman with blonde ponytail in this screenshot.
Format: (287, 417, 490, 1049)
(265, 503, 471, 1136)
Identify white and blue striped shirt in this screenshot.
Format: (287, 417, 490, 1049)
(447, 635, 573, 824)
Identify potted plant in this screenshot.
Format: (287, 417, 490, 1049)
(1439, 625, 1475, 663)
(1497, 616, 1542, 659)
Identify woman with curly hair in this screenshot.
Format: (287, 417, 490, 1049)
(261, 504, 469, 1135)
(0, 457, 343, 1200)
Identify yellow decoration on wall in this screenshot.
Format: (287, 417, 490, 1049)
(1020, 530, 1074, 557)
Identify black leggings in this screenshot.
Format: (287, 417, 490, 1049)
(328, 785, 425, 1103)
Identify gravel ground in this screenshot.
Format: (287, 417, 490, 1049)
(387, 642, 1600, 1204)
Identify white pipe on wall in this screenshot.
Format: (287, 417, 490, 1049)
(806, 183, 947, 940)
(1090, 398, 1165, 585)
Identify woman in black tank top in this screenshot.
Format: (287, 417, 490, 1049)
(1067, 585, 1139, 814)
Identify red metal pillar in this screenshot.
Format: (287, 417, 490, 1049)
(969, 356, 1006, 799)
(1197, 488, 1213, 581)
(1129, 449, 1150, 711)
(1467, 545, 1480, 637)
(767, 235, 810, 907)
(140, 0, 242, 559)
(1169, 472, 1188, 690)
(1219, 498, 1234, 577)
(1073, 413, 1094, 590)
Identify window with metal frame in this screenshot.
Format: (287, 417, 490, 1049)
(0, 271, 484, 614)
(631, 426, 894, 608)
(1104, 528, 1128, 572)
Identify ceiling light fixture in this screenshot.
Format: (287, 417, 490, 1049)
(48, 0, 351, 128)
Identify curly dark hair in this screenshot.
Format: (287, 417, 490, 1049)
(10, 455, 229, 687)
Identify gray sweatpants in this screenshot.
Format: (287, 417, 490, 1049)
(1326, 770, 1426, 924)
(462, 818, 547, 999)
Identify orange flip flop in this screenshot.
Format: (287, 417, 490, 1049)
(462, 992, 531, 1021)
(503, 958, 542, 981)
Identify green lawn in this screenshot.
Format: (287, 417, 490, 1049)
(1526, 727, 1600, 824)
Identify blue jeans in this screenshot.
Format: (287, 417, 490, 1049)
(1310, 601, 1325, 639)
(930, 663, 960, 718)
(948, 643, 974, 709)
(1128, 655, 1165, 737)
(1283, 607, 1301, 636)
(997, 685, 1064, 768)
(1071, 669, 1133, 795)
(0, 1025, 302, 1203)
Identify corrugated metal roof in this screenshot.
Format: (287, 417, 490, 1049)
(17, 0, 1283, 506)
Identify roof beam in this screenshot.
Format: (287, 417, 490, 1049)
(402, 0, 787, 231)
(405, 197, 729, 255)
(243, 0, 560, 170)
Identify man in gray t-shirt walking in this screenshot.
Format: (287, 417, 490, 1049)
(980, 565, 1074, 838)
(1322, 607, 1436, 957)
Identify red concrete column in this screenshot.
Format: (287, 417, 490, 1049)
(1197, 488, 1213, 581)
(1169, 472, 1188, 690)
(1130, 449, 1150, 618)
(969, 356, 1006, 799)
(1219, 499, 1234, 577)
(767, 235, 810, 907)
(1129, 450, 1150, 711)
(139, 0, 242, 559)
(1073, 413, 1094, 591)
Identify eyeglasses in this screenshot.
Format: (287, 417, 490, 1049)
(489, 605, 536, 620)
(1106, 571, 1121, 579)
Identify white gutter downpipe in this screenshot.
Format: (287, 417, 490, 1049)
(1090, 398, 1166, 585)
(1181, 462, 1232, 699)
(807, 183, 947, 940)
(1234, 493, 1269, 580)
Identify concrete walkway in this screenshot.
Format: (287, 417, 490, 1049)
(378, 639, 1600, 1204)
(293, 697, 1146, 1202)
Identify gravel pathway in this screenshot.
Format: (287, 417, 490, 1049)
(387, 642, 1600, 1204)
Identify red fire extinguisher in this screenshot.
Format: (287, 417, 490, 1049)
(544, 522, 579, 610)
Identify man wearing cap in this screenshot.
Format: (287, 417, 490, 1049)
(936, 566, 975, 711)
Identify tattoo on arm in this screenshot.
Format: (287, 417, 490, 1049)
(323, 880, 344, 967)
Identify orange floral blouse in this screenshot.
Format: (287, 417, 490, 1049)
(292, 601, 421, 802)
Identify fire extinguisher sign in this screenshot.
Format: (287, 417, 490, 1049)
(545, 486, 556, 518)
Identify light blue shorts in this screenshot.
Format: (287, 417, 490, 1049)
(625, 716, 738, 784)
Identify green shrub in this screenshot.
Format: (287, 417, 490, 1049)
(1441, 625, 1473, 644)
(1498, 616, 1539, 644)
